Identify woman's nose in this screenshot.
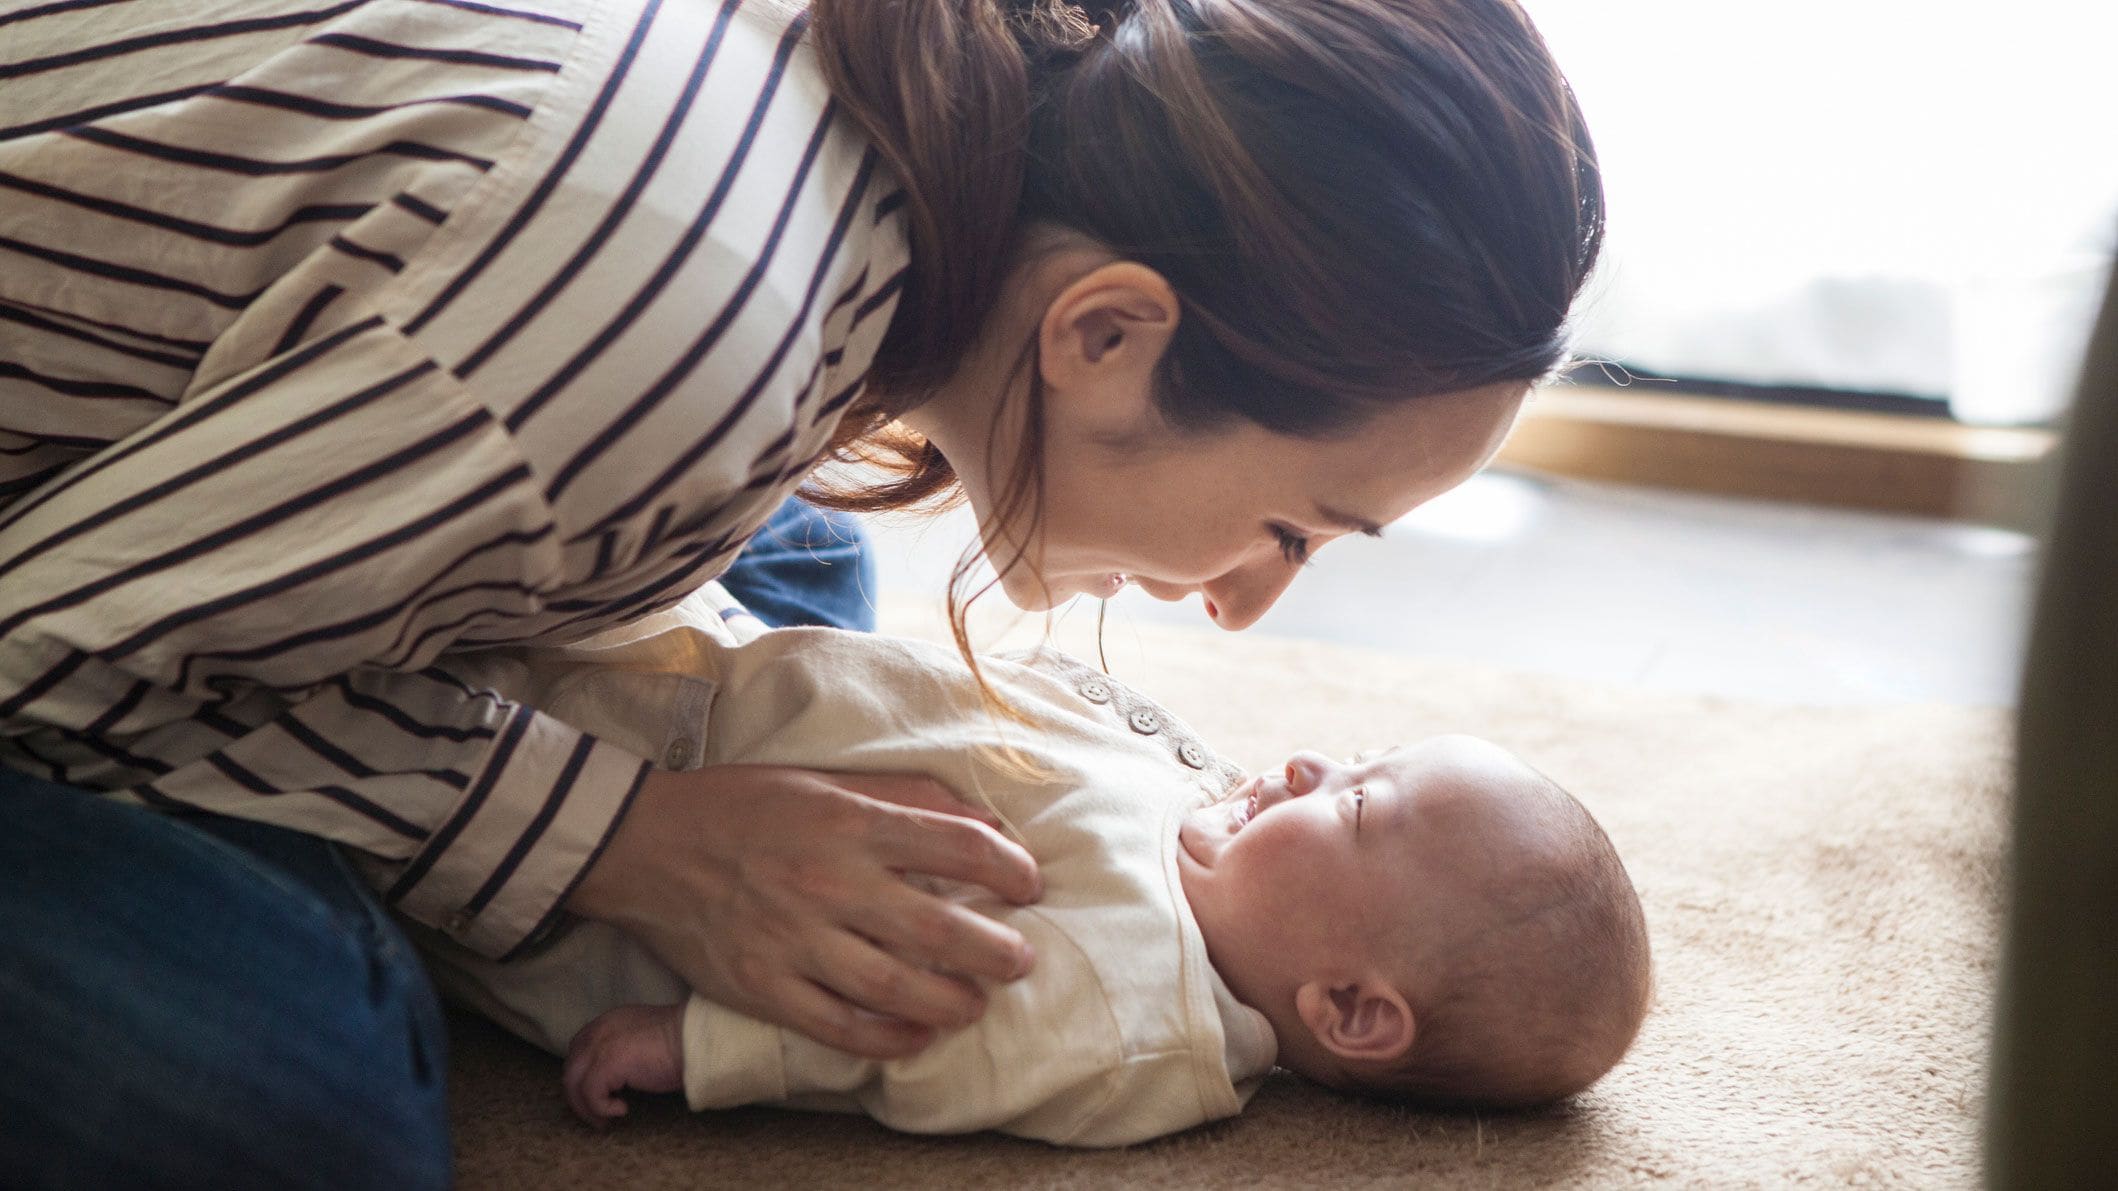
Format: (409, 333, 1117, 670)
(1201, 558, 1303, 631)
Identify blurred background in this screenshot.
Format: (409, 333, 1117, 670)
(851, 0, 2118, 708)
(1529, 0, 2118, 426)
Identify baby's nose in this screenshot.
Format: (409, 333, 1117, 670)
(1283, 751, 1338, 794)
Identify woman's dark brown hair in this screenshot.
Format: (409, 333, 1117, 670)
(803, 0, 1603, 664)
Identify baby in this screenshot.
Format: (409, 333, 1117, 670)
(421, 588, 1651, 1146)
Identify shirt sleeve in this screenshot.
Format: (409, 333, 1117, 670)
(0, 317, 649, 957)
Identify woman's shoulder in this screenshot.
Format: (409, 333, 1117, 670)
(370, 0, 911, 575)
(391, 0, 909, 380)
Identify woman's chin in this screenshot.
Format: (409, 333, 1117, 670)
(997, 571, 1122, 611)
(993, 571, 1064, 612)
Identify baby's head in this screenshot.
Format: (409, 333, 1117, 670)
(1177, 734, 1650, 1108)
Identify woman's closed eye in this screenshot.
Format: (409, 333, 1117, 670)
(1271, 524, 1313, 566)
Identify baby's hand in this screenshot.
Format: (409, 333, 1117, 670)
(564, 1003, 685, 1127)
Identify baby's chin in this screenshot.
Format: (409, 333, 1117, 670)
(1176, 775, 1257, 870)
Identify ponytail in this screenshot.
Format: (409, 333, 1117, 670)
(809, 1, 1106, 397)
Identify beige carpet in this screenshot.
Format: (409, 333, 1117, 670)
(449, 606, 2009, 1189)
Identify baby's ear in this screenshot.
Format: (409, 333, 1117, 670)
(1296, 979, 1416, 1064)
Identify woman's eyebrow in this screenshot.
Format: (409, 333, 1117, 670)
(1312, 503, 1385, 538)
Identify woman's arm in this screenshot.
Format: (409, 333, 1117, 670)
(0, 320, 640, 958)
(0, 0, 1032, 1052)
(0, 319, 1038, 1054)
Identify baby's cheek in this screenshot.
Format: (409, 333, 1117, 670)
(1237, 820, 1310, 883)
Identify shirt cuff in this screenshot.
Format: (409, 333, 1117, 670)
(385, 704, 651, 958)
(683, 993, 789, 1110)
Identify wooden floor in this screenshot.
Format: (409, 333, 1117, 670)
(860, 467, 2037, 707)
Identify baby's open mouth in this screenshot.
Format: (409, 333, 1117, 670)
(1179, 775, 1261, 867)
(1216, 774, 1261, 827)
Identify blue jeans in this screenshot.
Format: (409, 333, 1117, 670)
(0, 768, 451, 1190)
(715, 496, 877, 631)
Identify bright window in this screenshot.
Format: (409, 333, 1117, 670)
(1526, 0, 2118, 423)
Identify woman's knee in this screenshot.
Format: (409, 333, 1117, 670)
(0, 771, 451, 1189)
(719, 495, 879, 630)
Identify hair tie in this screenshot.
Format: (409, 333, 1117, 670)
(1001, 0, 1135, 42)
(1076, 0, 1137, 29)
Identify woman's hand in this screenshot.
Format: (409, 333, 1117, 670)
(566, 764, 1043, 1059)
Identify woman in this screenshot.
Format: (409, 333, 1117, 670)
(0, 0, 1601, 1183)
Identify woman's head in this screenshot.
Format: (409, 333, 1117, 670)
(901, 240, 1528, 622)
(808, 0, 1601, 622)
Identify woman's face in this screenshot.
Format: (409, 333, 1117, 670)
(987, 380, 1525, 628)
(913, 248, 1528, 628)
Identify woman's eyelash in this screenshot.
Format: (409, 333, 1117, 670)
(1272, 525, 1313, 566)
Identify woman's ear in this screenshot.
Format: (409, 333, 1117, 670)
(1295, 978, 1417, 1064)
(1036, 261, 1178, 427)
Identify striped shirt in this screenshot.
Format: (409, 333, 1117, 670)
(0, 0, 911, 958)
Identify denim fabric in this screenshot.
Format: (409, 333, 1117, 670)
(715, 495, 878, 631)
(0, 768, 451, 1191)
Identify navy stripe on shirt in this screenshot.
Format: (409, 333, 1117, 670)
(566, 138, 876, 521)
(452, 0, 740, 379)
(309, 31, 561, 73)
(404, 0, 667, 335)
(498, 3, 799, 433)
(385, 705, 533, 901)
(0, 302, 199, 369)
(0, 2, 372, 81)
(0, 170, 372, 246)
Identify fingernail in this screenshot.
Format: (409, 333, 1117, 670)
(1014, 942, 1036, 979)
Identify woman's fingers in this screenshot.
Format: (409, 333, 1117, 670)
(768, 972, 938, 1060)
(842, 780, 1043, 907)
(833, 770, 1001, 822)
(845, 875, 1037, 985)
(804, 926, 988, 1032)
